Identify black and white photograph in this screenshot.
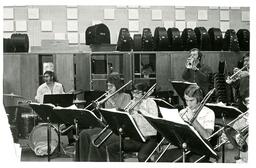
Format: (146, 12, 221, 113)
(0, 0, 255, 167)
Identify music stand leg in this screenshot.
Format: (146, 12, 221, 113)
(182, 143, 187, 163)
(74, 119, 79, 159)
(222, 143, 225, 163)
(118, 128, 123, 162)
(47, 117, 51, 162)
(58, 124, 61, 153)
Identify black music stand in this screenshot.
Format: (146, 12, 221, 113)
(43, 94, 74, 107)
(29, 103, 66, 161)
(170, 81, 196, 105)
(153, 98, 174, 109)
(99, 108, 146, 161)
(205, 103, 243, 119)
(144, 115, 218, 162)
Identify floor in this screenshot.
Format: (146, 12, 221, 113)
(18, 137, 239, 163)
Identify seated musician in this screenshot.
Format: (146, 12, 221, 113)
(77, 82, 158, 162)
(182, 48, 213, 95)
(35, 71, 65, 103)
(76, 73, 131, 161)
(226, 53, 249, 112)
(159, 84, 215, 162)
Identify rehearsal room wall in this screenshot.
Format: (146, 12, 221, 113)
(3, 6, 250, 49)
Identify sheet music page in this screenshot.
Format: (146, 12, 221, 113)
(159, 107, 188, 125)
(54, 104, 78, 109)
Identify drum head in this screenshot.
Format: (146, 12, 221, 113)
(28, 123, 58, 156)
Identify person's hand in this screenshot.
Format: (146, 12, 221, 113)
(226, 76, 234, 84)
(220, 133, 229, 143)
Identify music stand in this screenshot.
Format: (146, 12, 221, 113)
(144, 115, 218, 162)
(29, 103, 66, 161)
(205, 103, 243, 119)
(99, 108, 146, 161)
(43, 94, 75, 107)
(153, 98, 174, 109)
(170, 81, 196, 105)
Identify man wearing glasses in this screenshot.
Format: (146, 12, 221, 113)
(35, 71, 64, 103)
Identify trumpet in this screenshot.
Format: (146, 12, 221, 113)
(226, 64, 249, 84)
(185, 57, 199, 70)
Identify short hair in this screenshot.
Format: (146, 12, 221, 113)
(189, 48, 202, 62)
(184, 84, 204, 103)
(44, 71, 57, 82)
(133, 82, 149, 93)
(106, 73, 123, 90)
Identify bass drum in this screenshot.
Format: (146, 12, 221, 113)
(28, 123, 59, 156)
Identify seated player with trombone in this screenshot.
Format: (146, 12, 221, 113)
(77, 82, 158, 162)
(226, 52, 249, 112)
(75, 73, 131, 161)
(158, 84, 215, 162)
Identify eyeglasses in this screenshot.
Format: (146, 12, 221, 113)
(131, 90, 143, 94)
(43, 75, 50, 78)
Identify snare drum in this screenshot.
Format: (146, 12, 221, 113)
(20, 113, 38, 138)
(28, 123, 59, 156)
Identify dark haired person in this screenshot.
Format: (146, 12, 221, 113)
(35, 71, 64, 103)
(182, 48, 213, 95)
(76, 73, 131, 161)
(77, 82, 158, 162)
(226, 53, 249, 111)
(159, 84, 215, 162)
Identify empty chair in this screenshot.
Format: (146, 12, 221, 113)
(223, 29, 240, 51)
(181, 28, 198, 51)
(85, 23, 110, 45)
(194, 27, 210, 51)
(167, 28, 183, 51)
(208, 28, 223, 51)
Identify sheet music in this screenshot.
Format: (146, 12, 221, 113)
(159, 107, 188, 125)
(100, 108, 146, 142)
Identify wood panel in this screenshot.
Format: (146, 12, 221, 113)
(3, 54, 21, 106)
(123, 53, 132, 90)
(55, 54, 74, 93)
(156, 52, 172, 91)
(20, 54, 39, 101)
(74, 53, 91, 99)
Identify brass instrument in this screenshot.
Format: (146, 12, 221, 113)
(172, 111, 249, 163)
(185, 57, 199, 70)
(226, 64, 249, 84)
(92, 83, 157, 148)
(92, 80, 132, 147)
(189, 88, 216, 124)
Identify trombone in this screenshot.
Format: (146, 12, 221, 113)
(226, 64, 249, 84)
(92, 83, 157, 148)
(173, 111, 249, 163)
(92, 80, 132, 147)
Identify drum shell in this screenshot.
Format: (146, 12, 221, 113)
(29, 123, 59, 156)
(20, 113, 38, 138)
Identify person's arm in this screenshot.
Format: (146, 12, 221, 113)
(191, 120, 213, 139)
(35, 86, 43, 103)
(195, 65, 212, 83)
(182, 68, 193, 81)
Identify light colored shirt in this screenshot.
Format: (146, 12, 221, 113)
(132, 98, 158, 137)
(180, 106, 215, 134)
(35, 82, 65, 103)
(105, 93, 131, 109)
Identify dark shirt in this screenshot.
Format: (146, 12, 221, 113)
(182, 64, 212, 94)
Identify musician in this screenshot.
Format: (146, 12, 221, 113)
(76, 73, 131, 161)
(226, 53, 249, 111)
(104, 82, 158, 162)
(35, 71, 64, 103)
(159, 84, 215, 162)
(182, 48, 213, 95)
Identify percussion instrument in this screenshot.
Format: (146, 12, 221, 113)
(3, 93, 26, 99)
(28, 123, 59, 156)
(20, 113, 38, 138)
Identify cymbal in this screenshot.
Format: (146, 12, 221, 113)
(73, 99, 86, 104)
(3, 93, 26, 99)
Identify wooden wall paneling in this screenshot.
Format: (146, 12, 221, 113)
(55, 54, 74, 93)
(123, 53, 133, 90)
(3, 54, 22, 106)
(91, 79, 107, 91)
(74, 53, 91, 99)
(20, 54, 39, 101)
(156, 52, 172, 91)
